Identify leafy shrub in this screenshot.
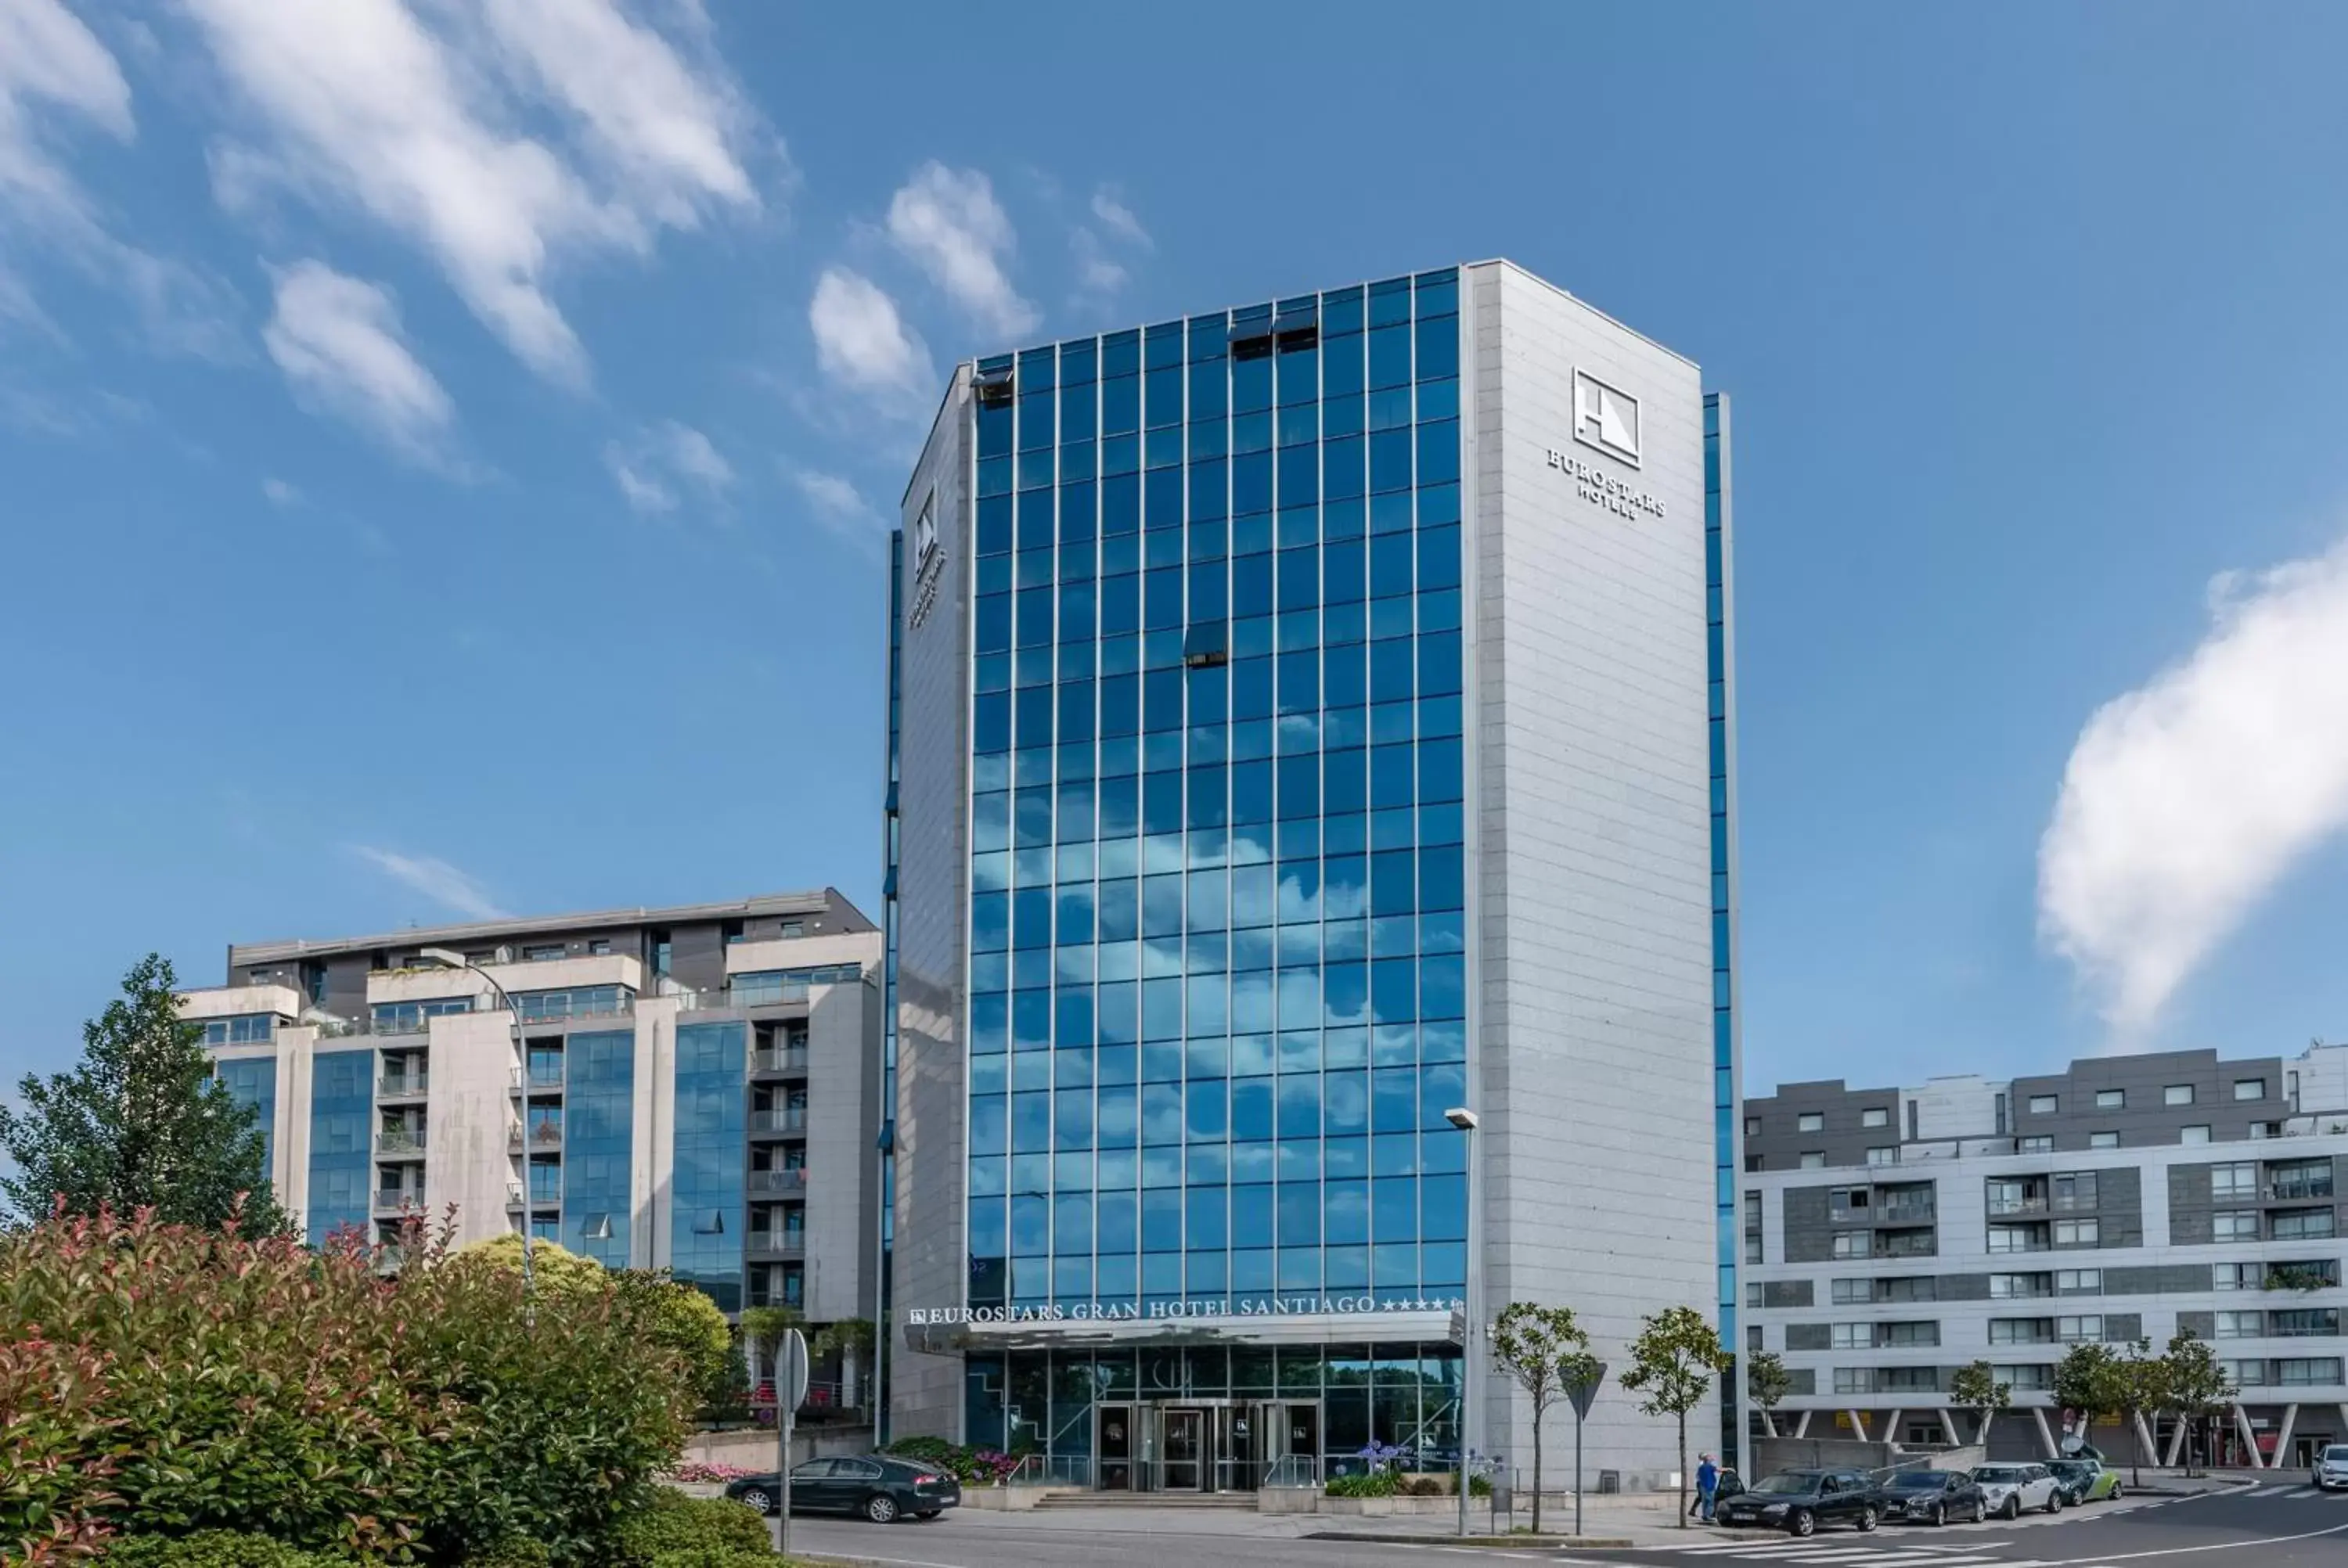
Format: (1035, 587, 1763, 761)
(607, 1490, 772, 1566)
(1323, 1469, 1400, 1498)
(1403, 1476, 1449, 1497)
(0, 1205, 697, 1564)
(462, 1541, 553, 1568)
(665, 1463, 761, 1485)
(103, 1531, 344, 1568)
(1, 1332, 122, 1564)
(877, 1437, 1018, 1486)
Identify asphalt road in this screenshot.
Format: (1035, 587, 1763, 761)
(769, 1484, 2348, 1568)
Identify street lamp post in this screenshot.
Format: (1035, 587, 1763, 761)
(417, 947, 533, 1309)
(1445, 1106, 1480, 1538)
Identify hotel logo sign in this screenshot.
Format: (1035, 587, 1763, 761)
(1572, 368, 1642, 468)
(908, 491, 945, 629)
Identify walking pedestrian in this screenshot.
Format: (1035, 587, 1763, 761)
(1695, 1452, 1720, 1523)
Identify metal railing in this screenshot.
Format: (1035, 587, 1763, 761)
(378, 1129, 427, 1154)
(746, 1233, 806, 1261)
(1262, 1453, 1321, 1489)
(1004, 1454, 1094, 1487)
(1986, 1196, 2047, 1216)
(752, 1046, 811, 1074)
(378, 1074, 430, 1096)
(748, 1168, 807, 1193)
(510, 1063, 565, 1091)
(374, 1188, 423, 1211)
(750, 1108, 808, 1134)
(508, 1123, 564, 1149)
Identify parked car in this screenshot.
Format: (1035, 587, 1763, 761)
(1970, 1462, 2064, 1519)
(2047, 1457, 2123, 1502)
(2314, 1444, 2348, 1492)
(1712, 1469, 1883, 1537)
(725, 1455, 962, 1523)
(1878, 1467, 1986, 1525)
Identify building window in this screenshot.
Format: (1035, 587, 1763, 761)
(2220, 1358, 2268, 1387)
(1880, 1320, 1939, 1347)
(2028, 1095, 2058, 1115)
(2211, 1163, 2257, 1200)
(1798, 1112, 1824, 1134)
(2164, 1084, 2195, 1106)
(1831, 1322, 1870, 1350)
(2277, 1358, 2345, 1386)
(1831, 1231, 1871, 1259)
(2271, 1309, 2340, 1337)
(521, 944, 565, 962)
(1990, 1272, 2053, 1299)
(588, 939, 612, 956)
(1861, 1106, 1889, 1129)
(2052, 1171, 2098, 1210)
(2213, 1210, 2260, 1241)
(2095, 1089, 2125, 1110)
(2214, 1311, 2260, 1339)
(1800, 1152, 1826, 1170)
(2057, 1314, 2105, 1343)
(2267, 1159, 2335, 1202)
(2057, 1268, 2102, 1293)
(2182, 1125, 2212, 1144)
(1745, 1233, 1763, 1264)
(2053, 1218, 2099, 1246)
(2234, 1078, 2266, 1102)
(200, 1013, 278, 1046)
(2089, 1131, 2120, 1149)
(1988, 1223, 2049, 1253)
(2214, 1263, 2258, 1292)
(2271, 1208, 2336, 1241)
(1745, 1282, 1763, 1308)
(1867, 1145, 1899, 1167)
(1991, 1318, 2054, 1346)
(1744, 1116, 1761, 1137)
(2019, 1135, 2053, 1153)
(779, 920, 805, 939)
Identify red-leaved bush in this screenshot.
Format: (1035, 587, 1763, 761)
(0, 1203, 696, 1563)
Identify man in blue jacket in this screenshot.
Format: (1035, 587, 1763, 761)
(1694, 1453, 1720, 1523)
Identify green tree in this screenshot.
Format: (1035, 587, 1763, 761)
(2159, 1329, 2235, 1476)
(0, 954, 289, 1235)
(2112, 1336, 2165, 1485)
(812, 1318, 877, 1407)
(1745, 1350, 1792, 1437)
(2052, 1342, 2123, 1458)
(1487, 1302, 1590, 1534)
(1948, 1359, 2011, 1446)
(1620, 1306, 1730, 1530)
(740, 1304, 805, 1410)
(457, 1235, 732, 1404)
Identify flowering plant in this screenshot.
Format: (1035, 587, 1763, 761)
(667, 1461, 763, 1483)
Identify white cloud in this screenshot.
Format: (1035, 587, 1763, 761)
(2038, 538, 2348, 1038)
(1089, 189, 1150, 249)
(260, 475, 299, 505)
(786, 463, 888, 558)
(182, 0, 761, 387)
(351, 845, 508, 921)
(0, 0, 243, 358)
(808, 265, 930, 403)
(1069, 185, 1149, 302)
(604, 418, 732, 514)
(886, 160, 1035, 337)
(262, 260, 453, 461)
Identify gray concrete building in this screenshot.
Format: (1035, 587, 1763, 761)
(182, 890, 885, 1396)
(881, 259, 1739, 1490)
(1741, 1044, 2348, 1471)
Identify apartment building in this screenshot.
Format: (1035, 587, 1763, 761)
(181, 890, 884, 1327)
(1741, 1045, 2348, 1471)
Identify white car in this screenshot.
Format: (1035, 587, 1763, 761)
(2316, 1444, 2348, 1491)
(1970, 1463, 2065, 1519)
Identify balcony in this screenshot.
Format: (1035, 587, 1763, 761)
(750, 1108, 808, 1136)
(747, 1233, 806, 1263)
(373, 1187, 425, 1214)
(378, 1128, 427, 1157)
(509, 1123, 564, 1151)
(505, 1181, 525, 1209)
(749, 1168, 808, 1195)
(752, 1046, 811, 1075)
(2266, 1176, 2336, 1203)
(1986, 1195, 2047, 1217)
(509, 1063, 566, 1094)
(1878, 1199, 1937, 1225)
(378, 1072, 430, 1099)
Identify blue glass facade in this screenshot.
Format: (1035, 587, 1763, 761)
(305, 1048, 374, 1244)
(564, 1029, 634, 1268)
(673, 1020, 747, 1310)
(215, 1056, 276, 1180)
(963, 272, 1471, 1318)
(1705, 393, 1741, 1464)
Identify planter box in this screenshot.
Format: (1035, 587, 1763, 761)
(1257, 1487, 1322, 1515)
(1320, 1494, 1458, 1516)
(961, 1487, 1050, 1512)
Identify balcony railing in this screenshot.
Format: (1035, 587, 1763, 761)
(378, 1129, 427, 1155)
(747, 1234, 807, 1261)
(508, 1123, 565, 1149)
(750, 1108, 808, 1134)
(505, 1181, 524, 1207)
(378, 1074, 430, 1097)
(748, 1168, 808, 1194)
(1878, 1201, 1937, 1225)
(1987, 1196, 2047, 1217)
(2267, 1178, 2337, 1203)
(374, 1188, 424, 1211)
(752, 1046, 811, 1074)
(509, 1064, 566, 1092)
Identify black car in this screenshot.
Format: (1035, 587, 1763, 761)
(1712, 1469, 1884, 1537)
(1878, 1467, 1986, 1526)
(725, 1455, 962, 1523)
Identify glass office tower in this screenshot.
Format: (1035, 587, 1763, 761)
(888, 260, 1734, 1491)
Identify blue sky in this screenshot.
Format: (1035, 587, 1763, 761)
(5, 2, 2348, 1101)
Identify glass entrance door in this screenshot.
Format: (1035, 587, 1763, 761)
(1097, 1404, 1136, 1491)
(1161, 1408, 1206, 1491)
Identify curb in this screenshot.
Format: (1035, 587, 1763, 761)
(1306, 1531, 1636, 1548)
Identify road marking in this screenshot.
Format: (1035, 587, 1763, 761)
(2244, 1484, 2293, 1497)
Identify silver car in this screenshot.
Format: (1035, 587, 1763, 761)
(1970, 1462, 2064, 1519)
(2316, 1444, 2348, 1491)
